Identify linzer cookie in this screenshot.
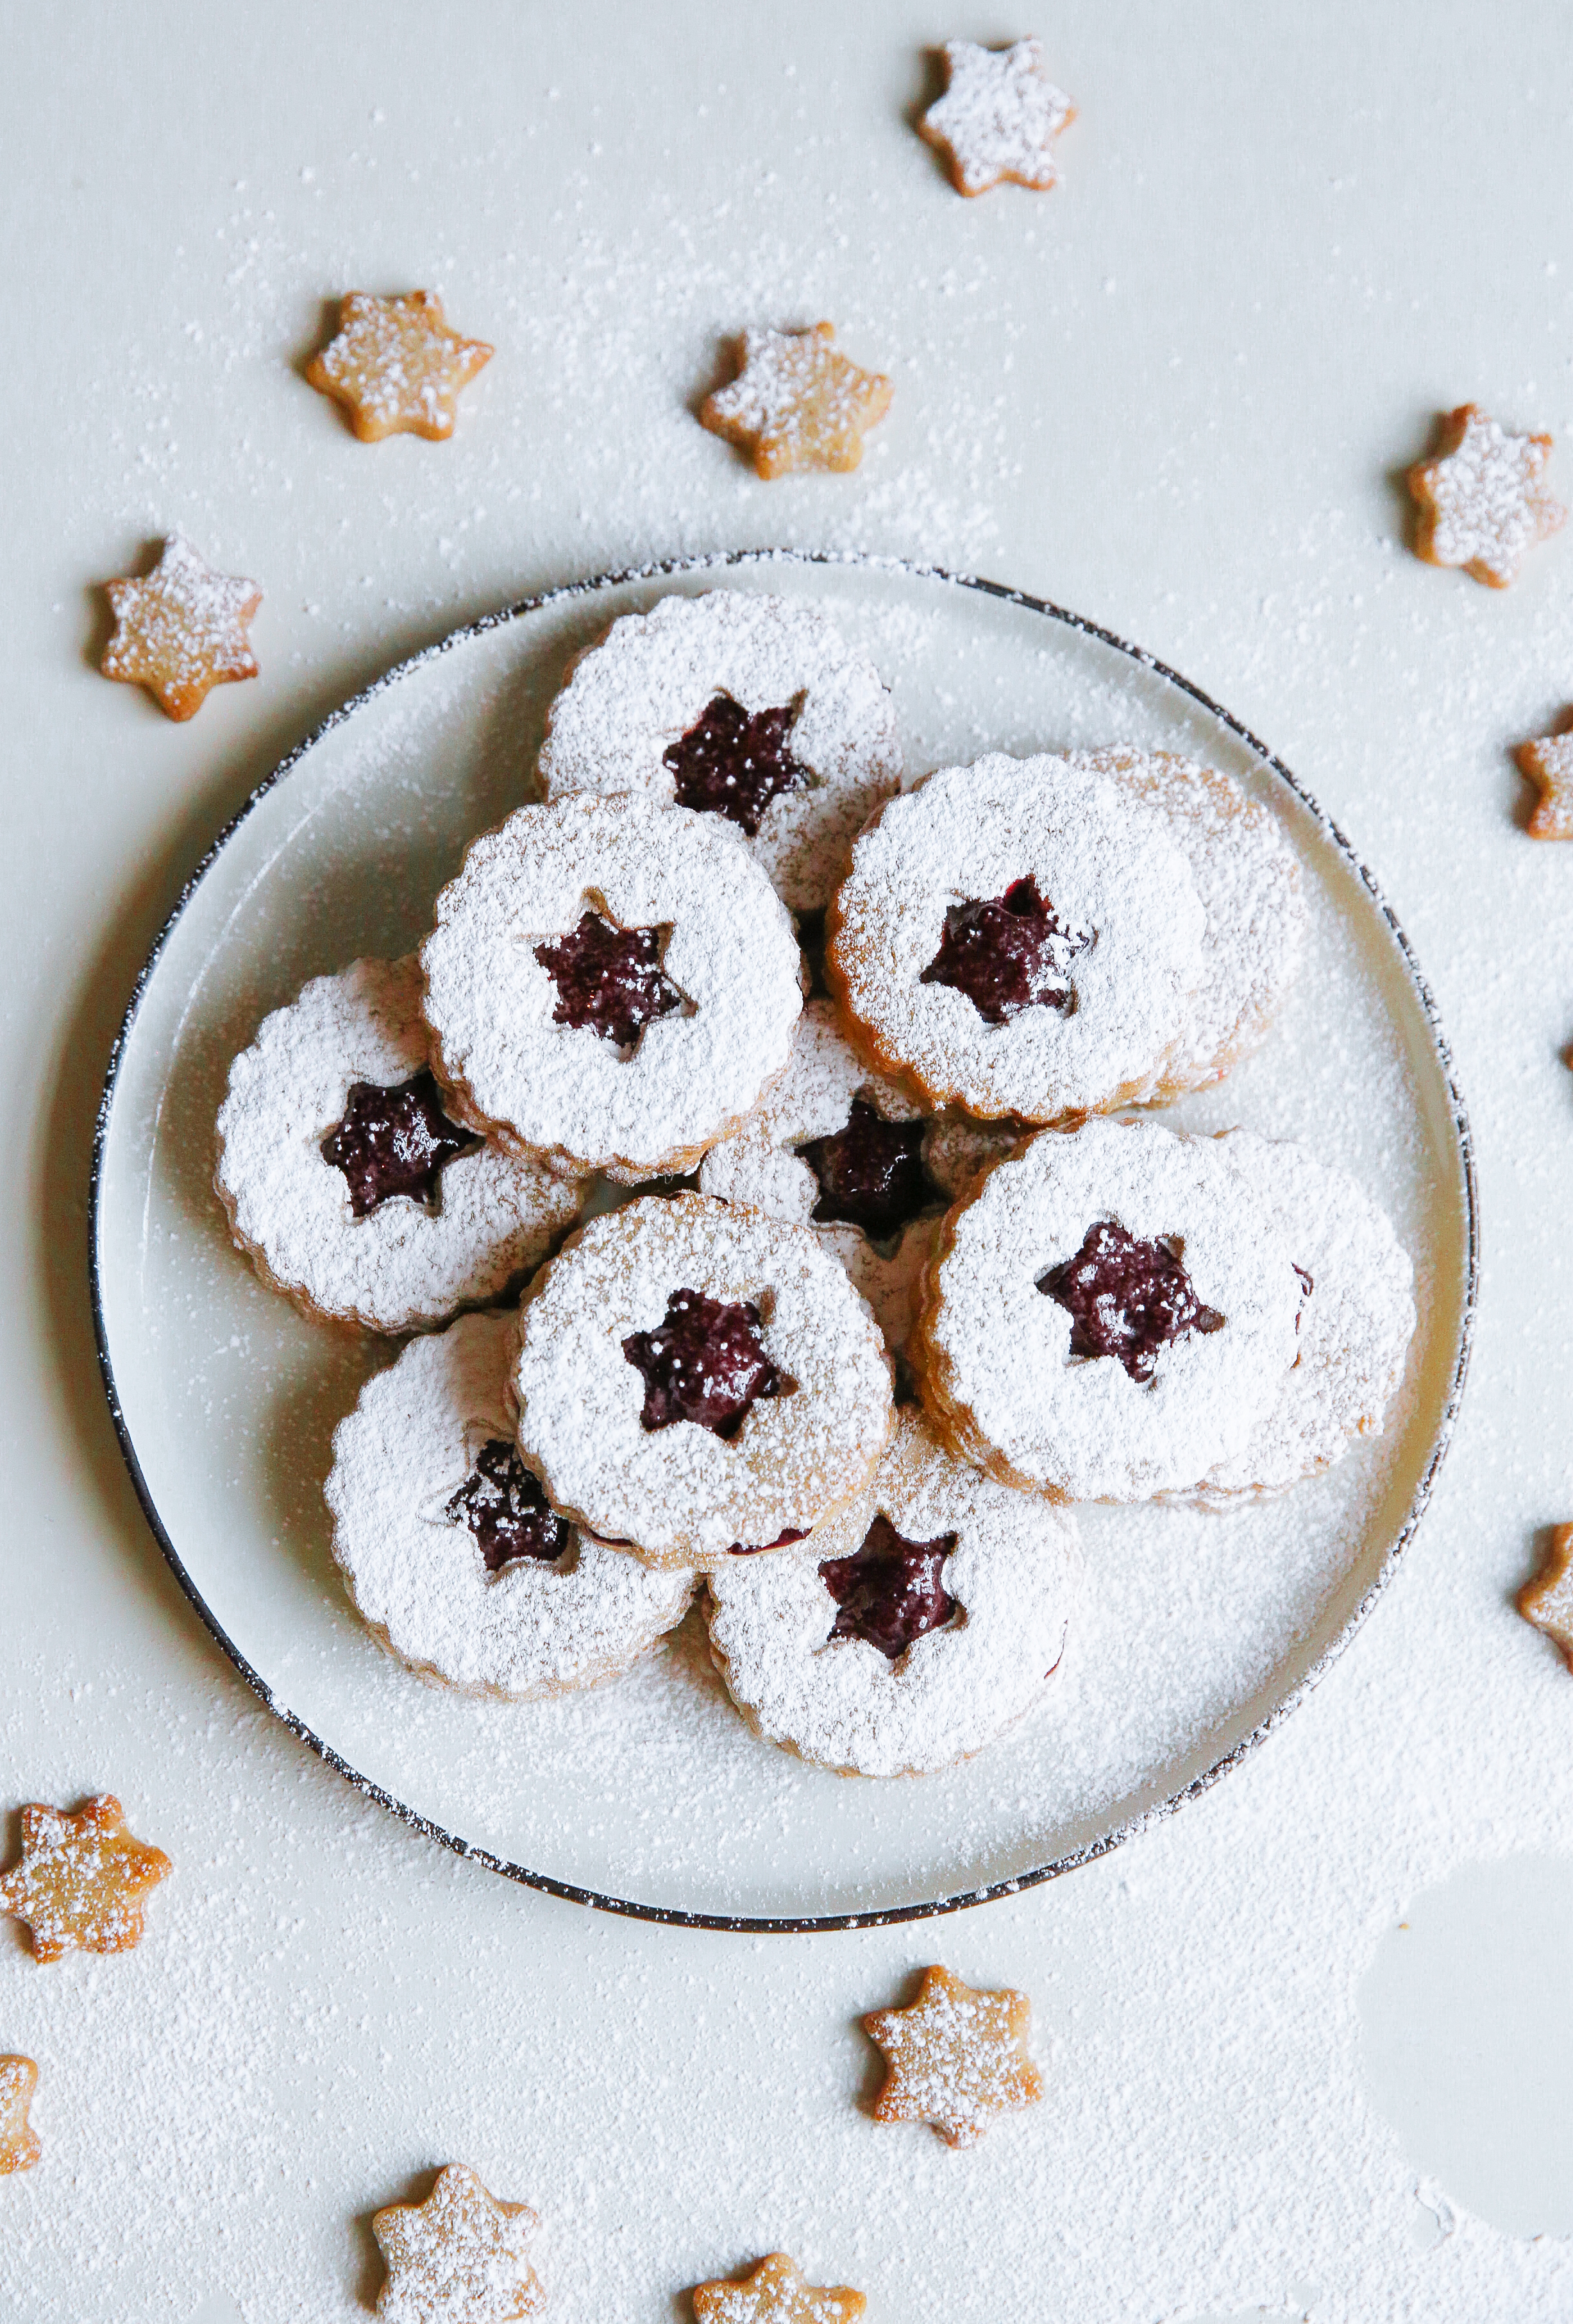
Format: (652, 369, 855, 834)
(827, 754, 1205, 1121)
(919, 37, 1074, 196)
(326, 1310, 694, 1699)
(1407, 403, 1565, 587)
(1064, 747, 1306, 1096)
(101, 532, 261, 721)
(514, 1193, 893, 1570)
(1190, 1131, 1416, 1500)
(538, 591, 903, 912)
(700, 323, 892, 479)
(914, 1115, 1302, 1500)
(705, 1408, 1079, 1776)
(421, 794, 803, 1182)
(215, 956, 581, 1334)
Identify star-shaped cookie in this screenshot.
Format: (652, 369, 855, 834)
(101, 533, 262, 721)
(1515, 722, 1573, 840)
(920, 37, 1074, 196)
(307, 291, 493, 443)
(1518, 1525, 1573, 1670)
(0, 1793, 171, 1963)
(1407, 403, 1566, 588)
(373, 2162, 544, 2322)
(863, 1963, 1043, 2146)
(700, 323, 892, 479)
(691, 2252, 866, 2324)
(0, 2057, 40, 2174)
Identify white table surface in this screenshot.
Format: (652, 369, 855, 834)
(3, 4, 1572, 2318)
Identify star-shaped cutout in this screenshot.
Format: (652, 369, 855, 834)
(321, 1067, 482, 1217)
(700, 323, 892, 479)
(863, 1963, 1044, 2146)
(1407, 403, 1566, 588)
(919, 38, 1075, 197)
(1518, 1525, 1573, 1670)
(691, 2252, 866, 2324)
(307, 291, 493, 443)
(1038, 1217, 1226, 1383)
(0, 2057, 41, 2175)
(1515, 720, 1573, 840)
(0, 1793, 171, 1963)
(373, 2162, 543, 2322)
(101, 533, 262, 721)
(533, 908, 693, 1053)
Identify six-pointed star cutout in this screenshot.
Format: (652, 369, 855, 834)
(0, 2057, 41, 2175)
(1518, 1524, 1573, 1671)
(373, 2162, 544, 2323)
(1406, 403, 1566, 587)
(691, 2250, 866, 2324)
(863, 1962, 1044, 2146)
(101, 532, 262, 721)
(0, 1792, 171, 1963)
(1515, 720, 1573, 840)
(307, 290, 493, 442)
(701, 323, 892, 479)
(920, 37, 1075, 196)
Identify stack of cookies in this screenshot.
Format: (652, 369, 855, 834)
(214, 589, 1417, 1779)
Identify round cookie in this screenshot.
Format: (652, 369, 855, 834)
(1064, 747, 1306, 1098)
(914, 1114, 1303, 1501)
(537, 589, 903, 912)
(420, 792, 803, 1182)
(825, 754, 1206, 1121)
(514, 1192, 894, 1570)
(324, 1310, 695, 1699)
(1190, 1130, 1417, 1500)
(214, 955, 582, 1334)
(705, 1408, 1081, 1777)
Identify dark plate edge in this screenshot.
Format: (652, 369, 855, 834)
(87, 547, 1480, 1935)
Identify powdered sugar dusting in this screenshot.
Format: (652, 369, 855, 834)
(539, 591, 904, 911)
(214, 956, 582, 1334)
(326, 1311, 695, 1700)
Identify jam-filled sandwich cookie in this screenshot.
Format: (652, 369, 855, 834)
(539, 590, 903, 914)
(915, 1115, 1303, 1502)
(215, 956, 580, 1334)
(1188, 1130, 1416, 1500)
(826, 754, 1205, 1121)
(421, 793, 803, 1182)
(326, 1310, 694, 1699)
(705, 1409, 1080, 1777)
(1063, 748, 1306, 1097)
(514, 1193, 893, 1569)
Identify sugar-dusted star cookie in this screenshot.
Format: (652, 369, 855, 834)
(1407, 403, 1566, 588)
(307, 291, 493, 443)
(1518, 1525, 1573, 1670)
(700, 323, 892, 479)
(0, 2057, 40, 2174)
(919, 37, 1074, 196)
(1515, 721, 1573, 840)
(0, 1793, 171, 1963)
(691, 2252, 866, 2324)
(373, 2162, 544, 2321)
(101, 533, 262, 721)
(863, 1963, 1043, 2147)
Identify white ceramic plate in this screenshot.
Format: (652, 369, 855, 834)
(90, 552, 1476, 1931)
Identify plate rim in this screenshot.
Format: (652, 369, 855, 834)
(87, 547, 1480, 1934)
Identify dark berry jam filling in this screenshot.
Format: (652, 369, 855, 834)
(321, 1066, 482, 1218)
(622, 1288, 792, 1439)
(820, 1513, 959, 1661)
(796, 1098, 930, 1241)
(445, 1440, 572, 1573)
(920, 876, 1093, 1026)
(726, 1527, 811, 1556)
(662, 693, 810, 836)
(1038, 1217, 1225, 1384)
(533, 911, 689, 1052)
